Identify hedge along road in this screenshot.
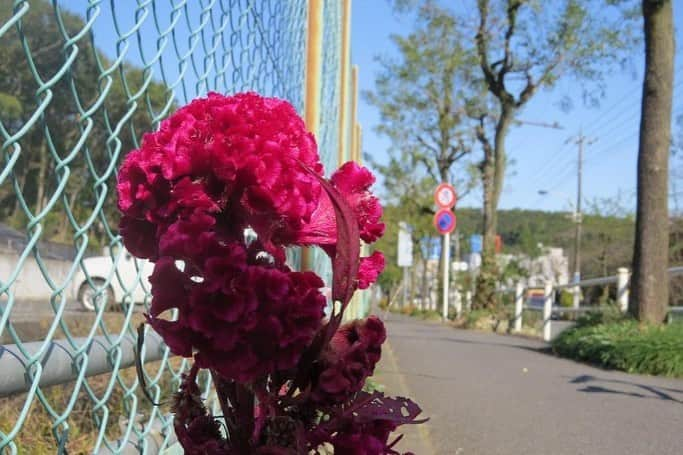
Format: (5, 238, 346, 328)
(375, 313, 683, 455)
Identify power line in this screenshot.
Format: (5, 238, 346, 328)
(534, 87, 683, 192)
(586, 103, 683, 165)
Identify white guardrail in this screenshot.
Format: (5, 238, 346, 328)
(509, 266, 683, 342)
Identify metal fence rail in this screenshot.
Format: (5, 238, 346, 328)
(0, 1, 353, 453)
(511, 266, 683, 342)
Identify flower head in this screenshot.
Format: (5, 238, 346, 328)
(116, 92, 413, 454)
(147, 246, 327, 382)
(117, 92, 324, 261)
(311, 316, 386, 405)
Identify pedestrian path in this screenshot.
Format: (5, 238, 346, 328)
(375, 313, 683, 455)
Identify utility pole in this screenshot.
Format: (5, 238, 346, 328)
(567, 130, 596, 283)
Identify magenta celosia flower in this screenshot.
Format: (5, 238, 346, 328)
(287, 161, 386, 290)
(287, 161, 385, 246)
(358, 251, 385, 290)
(146, 241, 327, 382)
(330, 162, 385, 244)
(311, 316, 386, 405)
(117, 92, 425, 454)
(117, 92, 324, 260)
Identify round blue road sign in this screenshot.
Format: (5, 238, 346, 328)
(434, 209, 456, 235)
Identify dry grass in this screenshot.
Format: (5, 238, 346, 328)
(0, 358, 184, 454)
(2, 308, 147, 344)
(0, 312, 184, 454)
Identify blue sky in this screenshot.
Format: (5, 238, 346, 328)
(352, 1, 683, 214)
(58, 1, 682, 214)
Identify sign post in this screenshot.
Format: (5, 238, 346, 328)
(433, 184, 457, 321)
(397, 222, 413, 307)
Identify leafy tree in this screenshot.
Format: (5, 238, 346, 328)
(366, 3, 480, 303)
(0, 1, 171, 247)
(630, 0, 675, 323)
(471, 0, 639, 309)
(388, 0, 639, 309)
(366, 4, 477, 185)
(373, 175, 437, 304)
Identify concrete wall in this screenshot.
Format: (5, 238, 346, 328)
(0, 251, 76, 301)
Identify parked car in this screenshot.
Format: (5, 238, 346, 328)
(73, 250, 154, 311)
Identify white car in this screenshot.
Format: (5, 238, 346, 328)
(73, 250, 154, 311)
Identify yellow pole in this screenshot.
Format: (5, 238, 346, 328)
(338, 0, 352, 166)
(350, 65, 359, 163)
(302, 0, 324, 271)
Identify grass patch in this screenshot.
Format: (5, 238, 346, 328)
(0, 312, 184, 454)
(0, 358, 184, 454)
(389, 304, 442, 320)
(552, 320, 683, 378)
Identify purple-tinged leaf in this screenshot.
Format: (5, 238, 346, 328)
(299, 162, 360, 311)
(348, 391, 428, 426)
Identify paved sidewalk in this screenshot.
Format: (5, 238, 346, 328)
(375, 312, 683, 455)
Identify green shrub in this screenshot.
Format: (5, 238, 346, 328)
(522, 309, 542, 329)
(559, 290, 575, 308)
(575, 304, 626, 328)
(420, 310, 442, 320)
(552, 321, 683, 377)
(464, 309, 491, 328)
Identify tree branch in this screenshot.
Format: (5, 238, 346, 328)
(474, 115, 493, 159)
(475, 0, 499, 96)
(415, 134, 440, 157)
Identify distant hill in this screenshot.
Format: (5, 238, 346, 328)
(454, 208, 635, 277)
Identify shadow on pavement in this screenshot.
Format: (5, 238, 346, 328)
(389, 333, 553, 355)
(568, 374, 683, 403)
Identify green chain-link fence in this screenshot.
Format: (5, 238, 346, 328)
(0, 1, 349, 453)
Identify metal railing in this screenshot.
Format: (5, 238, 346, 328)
(510, 266, 683, 342)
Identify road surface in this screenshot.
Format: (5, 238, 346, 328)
(375, 313, 683, 455)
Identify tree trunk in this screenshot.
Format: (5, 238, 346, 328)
(473, 158, 497, 309)
(629, 0, 675, 323)
(410, 256, 417, 309)
(475, 106, 514, 310)
(421, 256, 429, 311)
(35, 140, 49, 214)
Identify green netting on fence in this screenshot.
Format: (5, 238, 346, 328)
(0, 1, 343, 453)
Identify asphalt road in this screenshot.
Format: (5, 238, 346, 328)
(375, 313, 683, 455)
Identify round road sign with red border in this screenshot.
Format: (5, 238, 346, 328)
(434, 209, 457, 234)
(434, 183, 457, 208)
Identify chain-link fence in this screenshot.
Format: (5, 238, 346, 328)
(0, 1, 355, 453)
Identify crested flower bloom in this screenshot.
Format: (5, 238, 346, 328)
(311, 316, 386, 405)
(147, 243, 327, 383)
(117, 92, 423, 454)
(117, 92, 324, 261)
(358, 252, 386, 290)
